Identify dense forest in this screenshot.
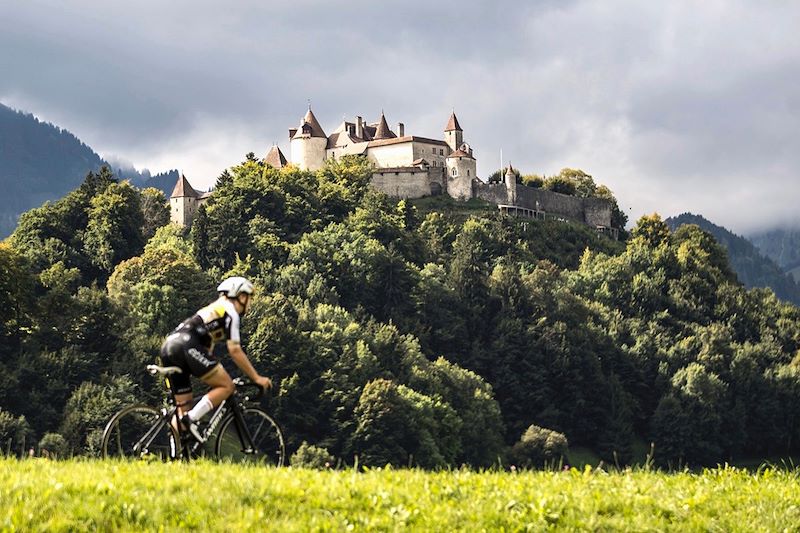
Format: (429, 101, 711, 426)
(666, 213, 800, 306)
(0, 103, 176, 237)
(1, 155, 799, 469)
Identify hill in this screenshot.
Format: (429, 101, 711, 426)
(3, 157, 800, 470)
(665, 212, 800, 306)
(0, 103, 176, 237)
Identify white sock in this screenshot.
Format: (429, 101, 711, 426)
(187, 395, 214, 422)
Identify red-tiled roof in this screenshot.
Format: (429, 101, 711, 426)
(373, 112, 396, 140)
(292, 108, 326, 139)
(367, 135, 449, 148)
(447, 149, 474, 159)
(265, 145, 288, 168)
(445, 112, 462, 132)
(170, 174, 200, 198)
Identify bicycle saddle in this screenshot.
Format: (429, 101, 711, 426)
(146, 364, 184, 376)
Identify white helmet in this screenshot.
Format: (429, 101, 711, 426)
(217, 276, 255, 298)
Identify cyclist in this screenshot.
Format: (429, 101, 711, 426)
(160, 276, 272, 442)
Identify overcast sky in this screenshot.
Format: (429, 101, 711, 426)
(1, 0, 798, 234)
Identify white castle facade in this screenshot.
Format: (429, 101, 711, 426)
(171, 107, 615, 234)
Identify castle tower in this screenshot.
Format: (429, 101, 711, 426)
(446, 143, 476, 200)
(289, 106, 327, 171)
(444, 111, 463, 152)
(505, 163, 517, 205)
(170, 174, 201, 226)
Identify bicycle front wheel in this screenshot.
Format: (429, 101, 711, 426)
(101, 405, 178, 460)
(215, 408, 285, 466)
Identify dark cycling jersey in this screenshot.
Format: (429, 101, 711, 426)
(159, 298, 242, 394)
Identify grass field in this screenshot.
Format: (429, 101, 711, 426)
(2, 459, 799, 531)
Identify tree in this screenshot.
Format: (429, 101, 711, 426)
(139, 187, 170, 241)
(83, 181, 146, 276)
(61, 376, 137, 455)
(521, 174, 544, 188)
(543, 175, 577, 196)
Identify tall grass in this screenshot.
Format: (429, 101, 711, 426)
(1, 458, 799, 531)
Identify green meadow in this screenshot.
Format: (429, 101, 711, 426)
(2, 459, 799, 531)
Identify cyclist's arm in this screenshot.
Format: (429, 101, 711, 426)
(227, 340, 260, 382)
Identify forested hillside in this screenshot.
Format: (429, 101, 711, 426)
(666, 213, 800, 306)
(0, 103, 176, 236)
(2, 156, 799, 469)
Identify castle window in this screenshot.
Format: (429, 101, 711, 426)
(440, 149, 444, 155)
(432, 147, 436, 153)
(452, 168, 457, 176)
(467, 170, 470, 176)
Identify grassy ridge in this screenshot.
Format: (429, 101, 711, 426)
(1, 459, 799, 531)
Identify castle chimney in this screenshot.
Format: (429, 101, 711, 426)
(355, 116, 363, 139)
(397, 122, 404, 137)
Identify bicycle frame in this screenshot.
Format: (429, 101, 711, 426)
(132, 405, 180, 457)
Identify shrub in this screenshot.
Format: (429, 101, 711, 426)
(39, 433, 69, 459)
(292, 441, 335, 469)
(511, 424, 568, 468)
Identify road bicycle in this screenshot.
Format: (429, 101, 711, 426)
(101, 364, 285, 465)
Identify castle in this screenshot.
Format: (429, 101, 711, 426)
(170, 107, 615, 236)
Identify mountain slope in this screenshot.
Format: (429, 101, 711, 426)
(0, 103, 107, 235)
(666, 212, 800, 305)
(0, 103, 176, 236)
(749, 228, 800, 281)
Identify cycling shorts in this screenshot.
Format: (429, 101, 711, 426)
(159, 330, 219, 395)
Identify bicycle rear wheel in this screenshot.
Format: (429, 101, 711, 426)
(215, 408, 285, 466)
(101, 405, 178, 460)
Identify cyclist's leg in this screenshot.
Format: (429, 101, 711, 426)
(160, 334, 194, 417)
(200, 365, 235, 406)
(183, 343, 231, 424)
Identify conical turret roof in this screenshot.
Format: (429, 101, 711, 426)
(296, 107, 326, 138)
(265, 145, 288, 168)
(170, 174, 200, 199)
(373, 112, 396, 140)
(445, 111, 462, 132)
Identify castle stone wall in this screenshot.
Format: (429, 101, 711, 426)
(475, 182, 510, 205)
(367, 143, 414, 167)
(583, 198, 613, 227)
(475, 182, 613, 227)
(515, 186, 585, 221)
(371, 168, 433, 199)
(412, 141, 448, 168)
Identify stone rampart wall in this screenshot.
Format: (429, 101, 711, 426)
(475, 182, 613, 227)
(371, 168, 433, 199)
(474, 182, 509, 205)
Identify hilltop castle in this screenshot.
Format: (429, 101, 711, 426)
(171, 107, 615, 235)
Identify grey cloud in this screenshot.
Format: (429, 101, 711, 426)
(1, 0, 799, 233)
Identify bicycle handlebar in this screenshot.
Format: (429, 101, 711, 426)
(232, 377, 268, 400)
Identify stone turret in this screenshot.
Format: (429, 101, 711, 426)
(444, 111, 463, 152)
(446, 143, 476, 200)
(289, 107, 327, 171)
(505, 164, 517, 205)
